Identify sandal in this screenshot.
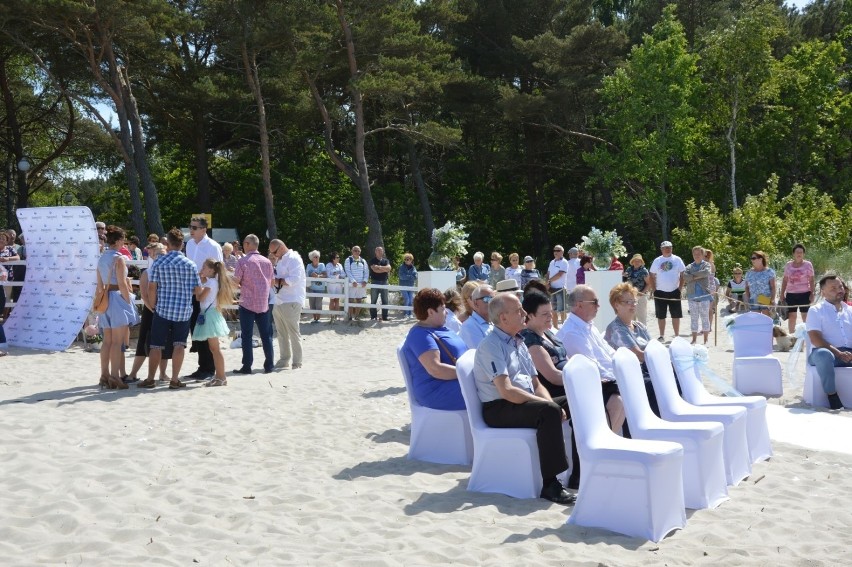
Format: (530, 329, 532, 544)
(99, 376, 111, 389)
(137, 378, 156, 389)
(107, 376, 129, 390)
(205, 378, 227, 387)
(168, 379, 187, 389)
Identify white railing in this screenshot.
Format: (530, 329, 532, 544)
(2, 261, 418, 320)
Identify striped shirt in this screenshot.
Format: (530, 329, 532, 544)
(345, 255, 369, 284)
(235, 251, 274, 313)
(149, 251, 201, 322)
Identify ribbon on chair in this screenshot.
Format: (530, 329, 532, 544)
(722, 313, 740, 343)
(672, 344, 743, 397)
(785, 322, 808, 390)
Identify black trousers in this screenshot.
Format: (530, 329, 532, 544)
(482, 395, 579, 485)
(189, 296, 214, 373)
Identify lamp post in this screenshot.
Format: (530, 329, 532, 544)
(7, 156, 31, 227)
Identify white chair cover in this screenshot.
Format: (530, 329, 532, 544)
(670, 337, 773, 463)
(802, 336, 852, 408)
(397, 344, 473, 466)
(730, 312, 783, 396)
(563, 355, 686, 542)
(613, 348, 728, 510)
(455, 351, 542, 498)
(645, 340, 751, 486)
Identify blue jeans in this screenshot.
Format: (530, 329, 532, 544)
(808, 347, 852, 394)
(239, 306, 274, 371)
(401, 290, 415, 311)
(370, 287, 389, 320)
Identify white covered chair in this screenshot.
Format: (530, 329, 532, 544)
(613, 348, 728, 510)
(563, 355, 686, 542)
(397, 345, 473, 466)
(730, 312, 783, 396)
(455, 351, 544, 498)
(670, 337, 773, 463)
(645, 340, 751, 486)
(802, 336, 852, 408)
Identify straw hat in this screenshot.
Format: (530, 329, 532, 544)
(630, 254, 644, 267)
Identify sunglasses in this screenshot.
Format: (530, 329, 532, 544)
(475, 295, 493, 304)
(190, 225, 201, 230)
(751, 256, 760, 260)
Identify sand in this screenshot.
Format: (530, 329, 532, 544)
(1, 318, 851, 565)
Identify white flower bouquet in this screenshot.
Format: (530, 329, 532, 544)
(576, 227, 627, 270)
(429, 221, 469, 270)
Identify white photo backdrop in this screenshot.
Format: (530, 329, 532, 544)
(6, 207, 99, 351)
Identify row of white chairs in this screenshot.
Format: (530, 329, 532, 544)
(397, 337, 772, 542)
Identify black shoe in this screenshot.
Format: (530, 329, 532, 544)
(540, 479, 576, 505)
(828, 392, 844, 410)
(232, 368, 253, 375)
(183, 369, 208, 379)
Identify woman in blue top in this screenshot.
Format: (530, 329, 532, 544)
(97, 225, 139, 390)
(305, 250, 326, 324)
(402, 288, 467, 410)
(744, 250, 776, 316)
(398, 252, 418, 318)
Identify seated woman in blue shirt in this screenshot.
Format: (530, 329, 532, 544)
(402, 288, 468, 410)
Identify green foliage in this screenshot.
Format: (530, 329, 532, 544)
(674, 174, 852, 281)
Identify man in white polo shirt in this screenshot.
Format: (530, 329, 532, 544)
(649, 240, 685, 342)
(184, 216, 223, 380)
(547, 245, 570, 328)
(807, 273, 852, 410)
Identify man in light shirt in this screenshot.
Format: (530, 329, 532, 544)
(459, 284, 495, 349)
(556, 285, 627, 435)
(547, 245, 570, 328)
(649, 240, 686, 342)
(565, 247, 581, 292)
(269, 240, 306, 369)
(807, 273, 852, 410)
(184, 216, 223, 380)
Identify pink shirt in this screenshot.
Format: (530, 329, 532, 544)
(783, 260, 814, 294)
(234, 251, 274, 313)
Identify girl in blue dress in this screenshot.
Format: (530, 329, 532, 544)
(194, 259, 237, 386)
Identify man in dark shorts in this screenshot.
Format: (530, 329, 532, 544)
(649, 241, 686, 342)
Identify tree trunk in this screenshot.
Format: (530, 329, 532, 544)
(192, 109, 212, 213)
(338, 0, 383, 251)
(108, 57, 146, 237)
(727, 89, 739, 209)
(120, 67, 163, 235)
(408, 141, 435, 242)
(241, 41, 278, 241)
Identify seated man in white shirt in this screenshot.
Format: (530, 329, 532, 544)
(555, 285, 627, 435)
(807, 273, 852, 409)
(459, 284, 495, 349)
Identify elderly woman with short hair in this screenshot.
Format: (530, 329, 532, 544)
(624, 254, 650, 323)
(401, 288, 468, 410)
(305, 250, 326, 324)
(468, 251, 490, 282)
(488, 252, 505, 288)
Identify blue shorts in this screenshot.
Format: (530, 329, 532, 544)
(550, 288, 566, 312)
(149, 312, 191, 350)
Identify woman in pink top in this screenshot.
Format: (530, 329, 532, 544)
(780, 243, 815, 334)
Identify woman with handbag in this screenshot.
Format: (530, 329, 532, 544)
(96, 226, 139, 389)
(400, 288, 468, 410)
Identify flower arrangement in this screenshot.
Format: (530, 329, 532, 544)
(576, 227, 627, 270)
(429, 221, 469, 270)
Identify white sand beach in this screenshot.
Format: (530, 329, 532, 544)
(1, 319, 852, 565)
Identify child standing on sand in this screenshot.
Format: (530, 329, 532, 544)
(193, 259, 236, 386)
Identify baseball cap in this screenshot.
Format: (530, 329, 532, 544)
(660, 241, 673, 248)
(523, 256, 534, 263)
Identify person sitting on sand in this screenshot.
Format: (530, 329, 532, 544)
(473, 293, 576, 505)
(401, 288, 467, 410)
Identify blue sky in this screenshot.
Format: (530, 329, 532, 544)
(787, 0, 811, 9)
